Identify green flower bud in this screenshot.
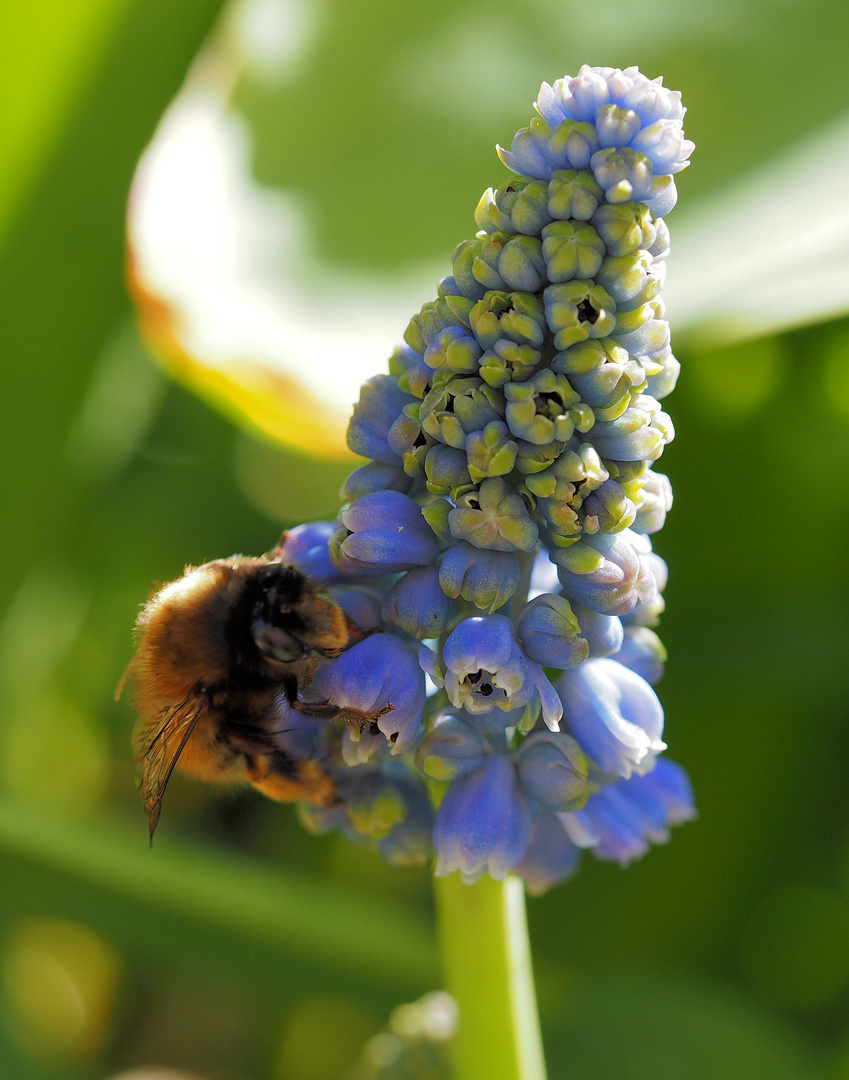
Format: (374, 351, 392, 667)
(537, 495, 581, 542)
(346, 784, 406, 840)
(559, 350, 645, 422)
(526, 445, 609, 543)
(388, 345, 419, 378)
(504, 370, 594, 445)
(541, 221, 605, 283)
(613, 315, 669, 358)
(416, 713, 488, 782)
(490, 176, 552, 235)
(514, 438, 564, 475)
(448, 477, 539, 552)
(397, 361, 432, 398)
(547, 169, 604, 221)
(466, 420, 518, 482)
(586, 396, 673, 462)
(421, 497, 453, 544)
(420, 377, 504, 448)
(591, 201, 658, 257)
(552, 337, 630, 376)
(632, 469, 672, 533)
(479, 340, 541, 388)
(543, 281, 617, 350)
(425, 443, 472, 495)
(470, 290, 547, 351)
(595, 251, 656, 307)
(405, 295, 474, 352)
(549, 117, 600, 164)
(423, 326, 483, 375)
(579, 477, 637, 534)
(498, 235, 547, 292)
(593, 147, 653, 203)
(475, 186, 513, 234)
(612, 300, 655, 336)
(606, 459, 649, 502)
(452, 233, 510, 300)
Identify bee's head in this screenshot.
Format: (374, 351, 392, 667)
(248, 563, 311, 664)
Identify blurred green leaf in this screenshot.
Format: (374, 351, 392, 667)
(542, 964, 814, 1080)
(0, 0, 229, 615)
(0, 0, 131, 237)
(740, 886, 849, 1010)
(0, 797, 437, 990)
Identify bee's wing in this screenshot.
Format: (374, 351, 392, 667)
(135, 697, 202, 840)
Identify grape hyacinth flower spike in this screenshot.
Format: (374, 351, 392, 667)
(267, 65, 694, 1080)
(280, 66, 694, 891)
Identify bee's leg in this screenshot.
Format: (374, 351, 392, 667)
(291, 698, 394, 733)
(245, 752, 340, 807)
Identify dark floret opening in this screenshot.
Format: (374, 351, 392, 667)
(577, 299, 599, 324)
(537, 392, 562, 413)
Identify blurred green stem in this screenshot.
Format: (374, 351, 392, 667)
(434, 873, 547, 1080)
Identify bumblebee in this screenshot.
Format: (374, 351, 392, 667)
(122, 546, 389, 837)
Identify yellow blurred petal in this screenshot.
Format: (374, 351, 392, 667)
(128, 250, 354, 462)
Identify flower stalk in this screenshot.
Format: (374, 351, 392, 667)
(434, 872, 547, 1080)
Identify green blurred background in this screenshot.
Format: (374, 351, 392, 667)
(3, 0, 849, 1077)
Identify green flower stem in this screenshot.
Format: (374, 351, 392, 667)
(434, 872, 548, 1080)
(510, 548, 537, 619)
